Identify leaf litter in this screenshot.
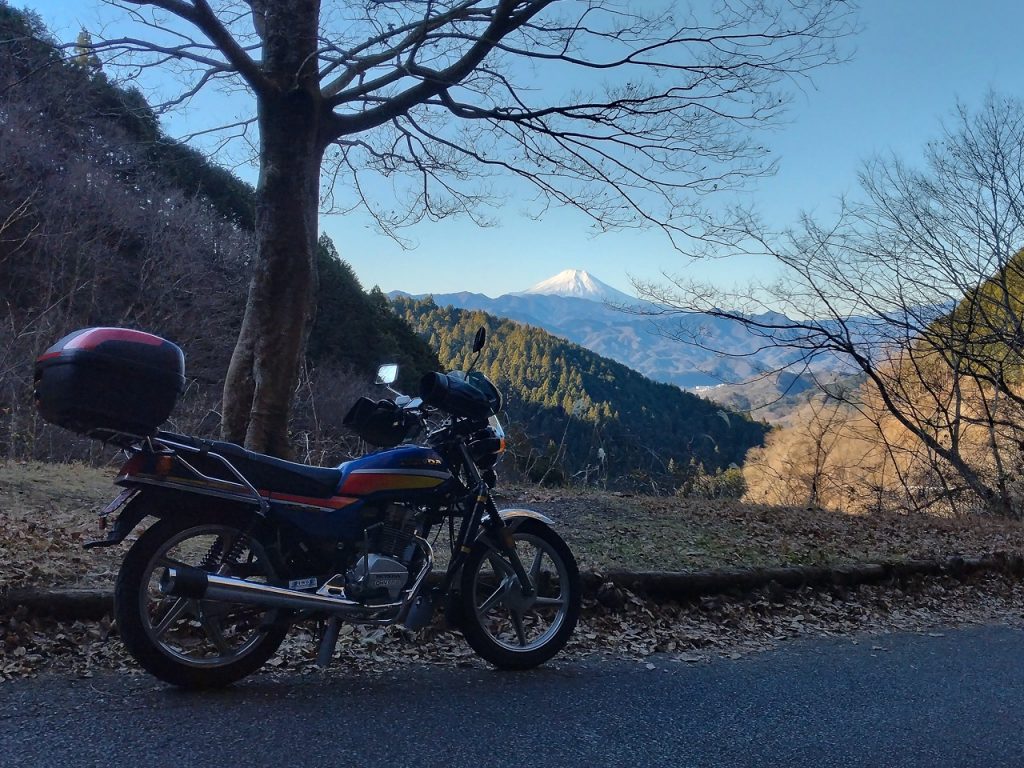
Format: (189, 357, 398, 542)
(6, 462, 1024, 681)
(5, 572, 1024, 682)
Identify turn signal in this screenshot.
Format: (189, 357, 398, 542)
(119, 454, 147, 477)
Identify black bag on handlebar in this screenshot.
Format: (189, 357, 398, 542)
(420, 372, 493, 420)
(342, 397, 415, 447)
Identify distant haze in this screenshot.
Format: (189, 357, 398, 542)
(392, 268, 850, 390)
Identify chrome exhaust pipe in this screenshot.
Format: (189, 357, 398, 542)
(159, 537, 434, 622)
(159, 566, 371, 615)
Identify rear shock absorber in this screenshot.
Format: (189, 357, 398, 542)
(200, 530, 250, 571)
(224, 530, 250, 567)
(199, 537, 224, 570)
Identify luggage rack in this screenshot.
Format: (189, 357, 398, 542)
(91, 427, 268, 514)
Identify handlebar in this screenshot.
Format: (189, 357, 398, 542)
(394, 395, 423, 410)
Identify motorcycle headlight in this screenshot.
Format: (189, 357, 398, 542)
(469, 422, 505, 469)
(488, 416, 506, 453)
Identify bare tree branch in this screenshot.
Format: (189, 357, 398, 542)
(639, 93, 1024, 516)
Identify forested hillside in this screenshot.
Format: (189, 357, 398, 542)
(0, 2, 765, 486)
(0, 4, 436, 462)
(744, 250, 1024, 516)
(394, 297, 769, 490)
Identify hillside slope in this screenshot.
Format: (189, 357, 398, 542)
(0, 4, 436, 461)
(393, 297, 769, 489)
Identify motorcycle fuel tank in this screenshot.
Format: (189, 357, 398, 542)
(262, 445, 456, 541)
(336, 445, 456, 498)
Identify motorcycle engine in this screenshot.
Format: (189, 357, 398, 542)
(345, 505, 417, 604)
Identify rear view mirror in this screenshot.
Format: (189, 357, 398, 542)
(472, 327, 486, 353)
(376, 364, 398, 385)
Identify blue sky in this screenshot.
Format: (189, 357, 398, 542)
(20, 1, 1024, 298)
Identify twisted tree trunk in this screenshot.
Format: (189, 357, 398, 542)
(221, 0, 323, 457)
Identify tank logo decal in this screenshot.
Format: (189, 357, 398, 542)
(412, 457, 444, 467)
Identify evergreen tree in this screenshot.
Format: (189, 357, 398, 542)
(392, 296, 769, 489)
(73, 29, 101, 72)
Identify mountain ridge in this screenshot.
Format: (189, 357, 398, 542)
(389, 269, 820, 389)
(392, 295, 769, 488)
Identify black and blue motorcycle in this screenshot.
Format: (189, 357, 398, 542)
(34, 326, 581, 688)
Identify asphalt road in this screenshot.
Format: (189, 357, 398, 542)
(3, 626, 1024, 768)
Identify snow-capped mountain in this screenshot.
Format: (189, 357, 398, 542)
(390, 269, 853, 391)
(515, 268, 636, 304)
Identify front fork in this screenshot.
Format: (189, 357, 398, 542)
(439, 478, 535, 598)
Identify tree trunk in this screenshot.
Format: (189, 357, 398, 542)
(222, 88, 322, 456)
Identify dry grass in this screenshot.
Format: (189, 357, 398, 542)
(506, 486, 1024, 572)
(5, 460, 1024, 593)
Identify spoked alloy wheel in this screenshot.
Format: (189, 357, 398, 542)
(115, 514, 288, 688)
(460, 518, 580, 670)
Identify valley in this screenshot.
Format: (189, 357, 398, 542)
(393, 269, 849, 398)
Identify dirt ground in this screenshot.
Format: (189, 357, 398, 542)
(5, 461, 1024, 590)
(5, 460, 1024, 682)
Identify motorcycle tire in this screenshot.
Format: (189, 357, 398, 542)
(115, 512, 289, 689)
(459, 518, 581, 670)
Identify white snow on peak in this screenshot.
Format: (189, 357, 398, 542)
(517, 269, 634, 303)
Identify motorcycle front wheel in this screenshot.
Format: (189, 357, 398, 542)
(115, 512, 289, 688)
(459, 518, 581, 670)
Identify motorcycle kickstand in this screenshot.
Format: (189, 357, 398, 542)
(316, 617, 342, 669)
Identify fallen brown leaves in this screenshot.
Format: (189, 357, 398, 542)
(4, 572, 1024, 682)
(1, 606, 125, 681)
(568, 571, 1024, 664)
(7, 461, 1024, 682)
(0, 461, 125, 589)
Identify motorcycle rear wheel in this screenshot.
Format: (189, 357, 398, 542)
(459, 518, 581, 670)
(115, 513, 289, 688)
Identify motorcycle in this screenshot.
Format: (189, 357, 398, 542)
(33, 325, 581, 688)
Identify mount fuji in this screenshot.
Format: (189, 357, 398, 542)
(390, 269, 844, 391)
(514, 268, 637, 304)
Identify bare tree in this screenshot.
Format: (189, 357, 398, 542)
(638, 93, 1024, 515)
(744, 392, 848, 508)
(62, 0, 856, 456)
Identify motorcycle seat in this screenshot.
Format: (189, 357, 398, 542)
(156, 431, 343, 499)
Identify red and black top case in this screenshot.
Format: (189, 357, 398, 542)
(34, 327, 185, 439)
